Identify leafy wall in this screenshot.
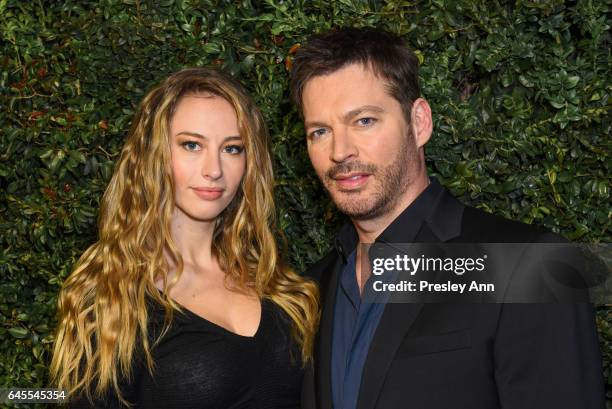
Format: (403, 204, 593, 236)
(0, 0, 610, 406)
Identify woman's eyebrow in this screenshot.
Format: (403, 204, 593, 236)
(175, 132, 241, 142)
(175, 131, 206, 139)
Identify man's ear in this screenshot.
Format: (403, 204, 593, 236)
(410, 98, 433, 148)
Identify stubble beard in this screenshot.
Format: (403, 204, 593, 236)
(322, 132, 418, 221)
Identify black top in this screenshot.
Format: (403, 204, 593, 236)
(72, 298, 303, 408)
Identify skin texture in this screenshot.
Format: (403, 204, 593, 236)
(302, 63, 434, 289)
(161, 93, 260, 337)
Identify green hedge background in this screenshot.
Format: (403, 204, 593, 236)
(1, 0, 610, 406)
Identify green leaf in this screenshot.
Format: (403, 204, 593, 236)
(565, 76, 580, 89)
(518, 75, 535, 88)
(9, 327, 29, 339)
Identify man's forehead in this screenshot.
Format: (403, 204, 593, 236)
(302, 65, 392, 122)
(304, 62, 384, 89)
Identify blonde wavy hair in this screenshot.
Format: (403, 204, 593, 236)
(50, 67, 319, 404)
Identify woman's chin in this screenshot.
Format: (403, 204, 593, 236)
(174, 205, 225, 224)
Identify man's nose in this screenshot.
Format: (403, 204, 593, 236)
(330, 127, 358, 163)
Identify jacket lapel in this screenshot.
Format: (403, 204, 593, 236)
(356, 301, 424, 409)
(356, 187, 466, 409)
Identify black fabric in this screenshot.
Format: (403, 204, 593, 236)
(302, 180, 605, 409)
(71, 298, 303, 409)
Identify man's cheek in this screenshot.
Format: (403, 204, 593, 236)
(310, 160, 327, 179)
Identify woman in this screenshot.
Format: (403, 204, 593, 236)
(51, 67, 319, 408)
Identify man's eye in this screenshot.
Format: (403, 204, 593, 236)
(223, 144, 244, 154)
(182, 141, 201, 151)
(357, 117, 376, 126)
(309, 128, 327, 139)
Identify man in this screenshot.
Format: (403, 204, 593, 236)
(290, 27, 604, 409)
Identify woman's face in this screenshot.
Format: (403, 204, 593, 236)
(169, 93, 246, 222)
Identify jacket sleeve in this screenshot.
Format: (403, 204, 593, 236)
(493, 302, 605, 408)
(494, 230, 605, 408)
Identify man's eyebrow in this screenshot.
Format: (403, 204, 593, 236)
(175, 131, 241, 142)
(342, 105, 385, 121)
(304, 121, 329, 130)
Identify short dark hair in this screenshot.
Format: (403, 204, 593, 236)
(290, 27, 421, 120)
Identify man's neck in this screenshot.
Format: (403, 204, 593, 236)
(352, 174, 430, 244)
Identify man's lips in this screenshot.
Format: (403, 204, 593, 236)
(191, 187, 224, 200)
(331, 173, 370, 190)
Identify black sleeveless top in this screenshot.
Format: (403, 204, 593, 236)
(71, 299, 303, 408)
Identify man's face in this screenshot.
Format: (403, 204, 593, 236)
(302, 63, 421, 220)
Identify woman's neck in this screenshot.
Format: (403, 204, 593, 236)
(168, 208, 216, 269)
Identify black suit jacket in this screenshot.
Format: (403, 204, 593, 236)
(302, 185, 605, 409)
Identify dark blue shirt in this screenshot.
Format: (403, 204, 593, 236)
(330, 179, 441, 409)
(331, 251, 386, 409)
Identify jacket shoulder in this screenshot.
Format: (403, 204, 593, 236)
(303, 250, 337, 284)
(459, 205, 565, 243)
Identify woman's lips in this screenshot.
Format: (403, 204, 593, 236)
(333, 173, 370, 190)
(192, 187, 224, 200)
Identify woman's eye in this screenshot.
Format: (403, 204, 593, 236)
(357, 117, 376, 126)
(223, 144, 244, 154)
(182, 141, 201, 151)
